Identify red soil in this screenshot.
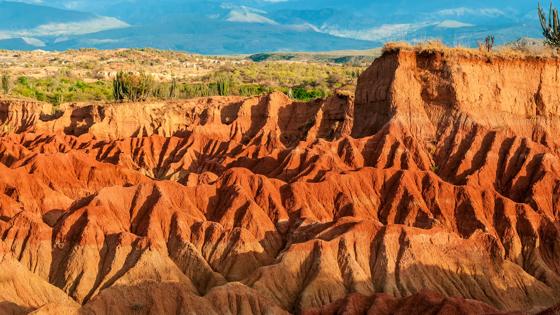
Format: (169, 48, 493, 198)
(1, 48, 559, 314)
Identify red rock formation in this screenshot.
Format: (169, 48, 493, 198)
(1, 47, 559, 314)
(302, 291, 505, 315)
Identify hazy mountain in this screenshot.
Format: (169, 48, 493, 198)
(0, 1, 128, 47)
(47, 19, 376, 54)
(0, 0, 544, 53)
(0, 1, 93, 29)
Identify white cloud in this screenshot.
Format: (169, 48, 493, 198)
(0, 16, 129, 39)
(62, 1, 81, 9)
(21, 37, 46, 47)
(6, 0, 44, 3)
(33, 17, 128, 36)
(321, 17, 475, 42)
(437, 20, 474, 28)
(437, 7, 505, 17)
(287, 23, 320, 32)
(54, 36, 69, 43)
(226, 6, 277, 24)
(323, 22, 433, 41)
(85, 38, 120, 44)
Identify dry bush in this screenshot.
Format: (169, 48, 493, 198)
(382, 39, 560, 60)
(382, 42, 411, 53)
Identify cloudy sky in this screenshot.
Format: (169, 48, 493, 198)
(0, 0, 543, 53)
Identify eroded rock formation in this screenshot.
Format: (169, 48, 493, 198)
(1, 47, 560, 315)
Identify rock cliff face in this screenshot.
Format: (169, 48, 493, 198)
(1, 47, 560, 315)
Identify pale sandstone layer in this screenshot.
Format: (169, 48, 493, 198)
(0, 47, 560, 315)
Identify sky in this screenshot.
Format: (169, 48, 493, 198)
(0, 0, 545, 53)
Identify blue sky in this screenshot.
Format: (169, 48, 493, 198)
(0, 0, 545, 53)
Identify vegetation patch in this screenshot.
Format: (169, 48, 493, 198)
(0, 49, 366, 104)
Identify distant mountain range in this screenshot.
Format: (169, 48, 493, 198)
(0, 0, 544, 54)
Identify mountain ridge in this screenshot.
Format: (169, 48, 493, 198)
(0, 0, 544, 54)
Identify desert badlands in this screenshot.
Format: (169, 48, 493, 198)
(1, 46, 560, 314)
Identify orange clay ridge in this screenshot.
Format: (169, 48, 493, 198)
(1, 46, 560, 315)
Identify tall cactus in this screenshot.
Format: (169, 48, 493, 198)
(484, 35, 495, 52)
(1, 73, 10, 95)
(538, 2, 560, 47)
(113, 71, 126, 101)
(216, 75, 231, 96)
(169, 78, 177, 99)
(112, 71, 154, 102)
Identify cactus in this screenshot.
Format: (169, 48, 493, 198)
(2, 73, 10, 95)
(216, 75, 231, 96)
(169, 78, 177, 98)
(113, 71, 154, 102)
(484, 35, 495, 52)
(539, 2, 560, 47)
(113, 71, 127, 101)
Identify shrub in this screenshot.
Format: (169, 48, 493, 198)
(238, 84, 268, 96)
(10, 75, 112, 104)
(17, 76, 29, 86)
(48, 93, 64, 106)
(291, 86, 328, 101)
(182, 83, 212, 98)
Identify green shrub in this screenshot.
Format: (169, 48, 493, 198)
(182, 83, 213, 98)
(5, 57, 364, 104)
(291, 86, 328, 101)
(238, 84, 268, 96)
(17, 76, 29, 86)
(10, 76, 112, 104)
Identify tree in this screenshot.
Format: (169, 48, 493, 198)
(539, 2, 560, 47)
(2, 73, 10, 94)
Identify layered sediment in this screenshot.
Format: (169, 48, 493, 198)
(1, 47, 560, 315)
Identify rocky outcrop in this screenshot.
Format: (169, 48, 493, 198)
(302, 291, 503, 315)
(354, 48, 560, 145)
(1, 47, 560, 314)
